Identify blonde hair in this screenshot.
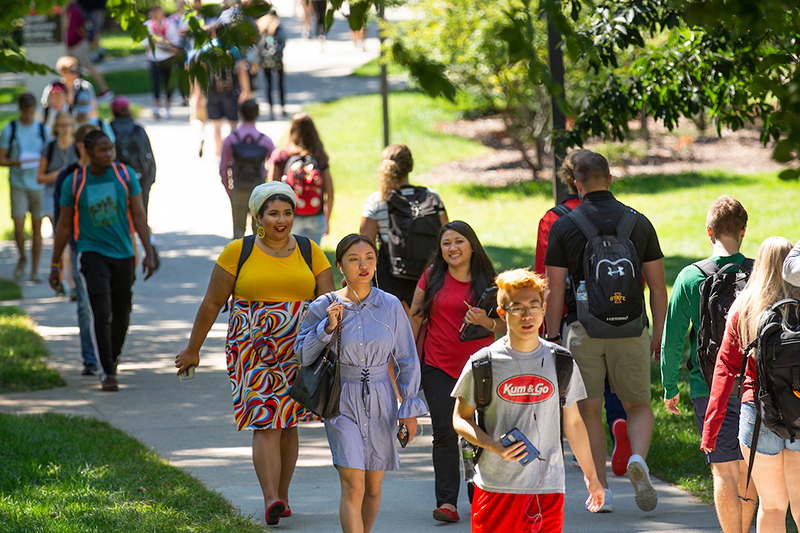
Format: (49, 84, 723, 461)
(558, 149, 590, 192)
(378, 144, 413, 201)
(496, 268, 548, 307)
(56, 56, 78, 72)
(735, 236, 800, 351)
(53, 111, 74, 141)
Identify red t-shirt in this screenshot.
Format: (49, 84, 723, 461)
(418, 269, 495, 379)
(66, 3, 86, 48)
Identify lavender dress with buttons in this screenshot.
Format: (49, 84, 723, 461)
(295, 289, 427, 471)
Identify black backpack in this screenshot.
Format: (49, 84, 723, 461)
(568, 207, 646, 339)
(694, 258, 754, 388)
(229, 132, 268, 190)
(385, 186, 442, 280)
(114, 124, 156, 186)
(738, 299, 800, 498)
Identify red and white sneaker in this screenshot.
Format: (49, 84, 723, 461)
(611, 419, 632, 477)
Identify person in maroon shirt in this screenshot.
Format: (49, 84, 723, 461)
(409, 220, 506, 523)
(701, 236, 800, 533)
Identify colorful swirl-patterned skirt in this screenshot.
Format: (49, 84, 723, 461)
(227, 298, 319, 430)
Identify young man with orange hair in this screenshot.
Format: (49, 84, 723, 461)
(452, 268, 604, 532)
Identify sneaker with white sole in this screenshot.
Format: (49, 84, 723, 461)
(627, 455, 657, 511)
(587, 488, 613, 513)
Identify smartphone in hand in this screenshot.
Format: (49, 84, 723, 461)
(397, 423, 409, 448)
(501, 427, 539, 465)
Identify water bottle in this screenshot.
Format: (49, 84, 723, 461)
(576, 281, 588, 302)
(460, 438, 477, 481)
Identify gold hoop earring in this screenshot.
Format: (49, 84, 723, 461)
(257, 226, 266, 238)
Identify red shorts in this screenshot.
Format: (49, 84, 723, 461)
(472, 486, 564, 533)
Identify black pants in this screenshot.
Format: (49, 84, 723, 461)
(312, 0, 326, 36)
(79, 252, 135, 377)
(263, 67, 285, 108)
(149, 60, 174, 101)
(140, 177, 154, 216)
(422, 363, 461, 508)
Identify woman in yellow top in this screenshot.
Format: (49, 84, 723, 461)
(176, 181, 334, 526)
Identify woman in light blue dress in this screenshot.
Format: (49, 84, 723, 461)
(295, 233, 427, 533)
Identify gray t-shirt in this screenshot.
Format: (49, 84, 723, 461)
(361, 186, 445, 244)
(451, 338, 586, 494)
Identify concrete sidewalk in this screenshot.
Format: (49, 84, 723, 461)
(1, 1, 723, 530)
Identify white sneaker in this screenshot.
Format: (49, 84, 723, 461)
(587, 488, 613, 513)
(163, 108, 171, 119)
(627, 455, 657, 511)
(153, 107, 161, 119)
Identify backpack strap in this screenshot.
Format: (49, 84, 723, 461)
(111, 162, 134, 234)
(551, 203, 573, 217)
(567, 207, 600, 241)
(72, 166, 87, 241)
(39, 122, 46, 144)
(693, 258, 720, 278)
(222, 234, 257, 313)
(471, 351, 493, 462)
(739, 405, 760, 504)
(616, 209, 639, 240)
(295, 234, 314, 272)
(8, 120, 17, 159)
(46, 140, 57, 166)
(553, 345, 574, 408)
(742, 258, 755, 272)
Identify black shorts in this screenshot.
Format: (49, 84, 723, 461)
(207, 91, 239, 121)
(692, 395, 744, 463)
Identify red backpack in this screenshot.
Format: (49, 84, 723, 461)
(283, 154, 324, 216)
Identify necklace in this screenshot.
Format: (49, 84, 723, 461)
(261, 238, 292, 256)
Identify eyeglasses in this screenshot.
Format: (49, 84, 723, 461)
(503, 304, 544, 317)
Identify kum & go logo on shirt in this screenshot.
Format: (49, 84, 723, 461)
(497, 375, 554, 404)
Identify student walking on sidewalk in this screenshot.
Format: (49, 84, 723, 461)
(49, 130, 156, 392)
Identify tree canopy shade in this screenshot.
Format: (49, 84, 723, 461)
(391, 0, 800, 177)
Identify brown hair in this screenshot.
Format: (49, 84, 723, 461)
(285, 113, 327, 163)
(558, 149, 591, 192)
(706, 195, 748, 240)
(75, 123, 99, 144)
(378, 144, 414, 201)
(573, 151, 610, 186)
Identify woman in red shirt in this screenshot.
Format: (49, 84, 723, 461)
(409, 220, 505, 523)
(701, 236, 800, 533)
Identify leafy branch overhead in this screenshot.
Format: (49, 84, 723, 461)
(393, 0, 800, 174)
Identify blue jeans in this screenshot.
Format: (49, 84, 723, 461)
(739, 401, 800, 455)
(71, 244, 98, 369)
(292, 214, 325, 245)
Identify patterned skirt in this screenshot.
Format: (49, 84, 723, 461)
(226, 298, 319, 430)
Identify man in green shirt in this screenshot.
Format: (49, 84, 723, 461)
(660, 195, 757, 533)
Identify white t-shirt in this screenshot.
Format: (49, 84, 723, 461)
(361, 186, 445, 244)
(451, 338, 586, 494)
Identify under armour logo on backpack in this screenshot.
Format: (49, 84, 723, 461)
(607, 266, 626, 278)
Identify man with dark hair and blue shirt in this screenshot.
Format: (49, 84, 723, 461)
(49, 130, 155, 392)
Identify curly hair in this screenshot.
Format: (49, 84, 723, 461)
(378, 144, 413, 201)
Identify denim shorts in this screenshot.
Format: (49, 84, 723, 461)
(738, 401, 800, 455)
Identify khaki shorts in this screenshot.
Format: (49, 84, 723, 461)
(10, 187, 43, 220)
(563, 320, 651, 403)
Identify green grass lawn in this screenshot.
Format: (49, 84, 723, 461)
(101, 31, 147, 58)
(91, 68, 153, 96)
(351, 57, 407, 78)
(0, 306, 64, 393)
(0, 279, 22, 300)
(0, 413, 265, 533)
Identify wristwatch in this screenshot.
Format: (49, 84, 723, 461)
(545, 334, 562, 342)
